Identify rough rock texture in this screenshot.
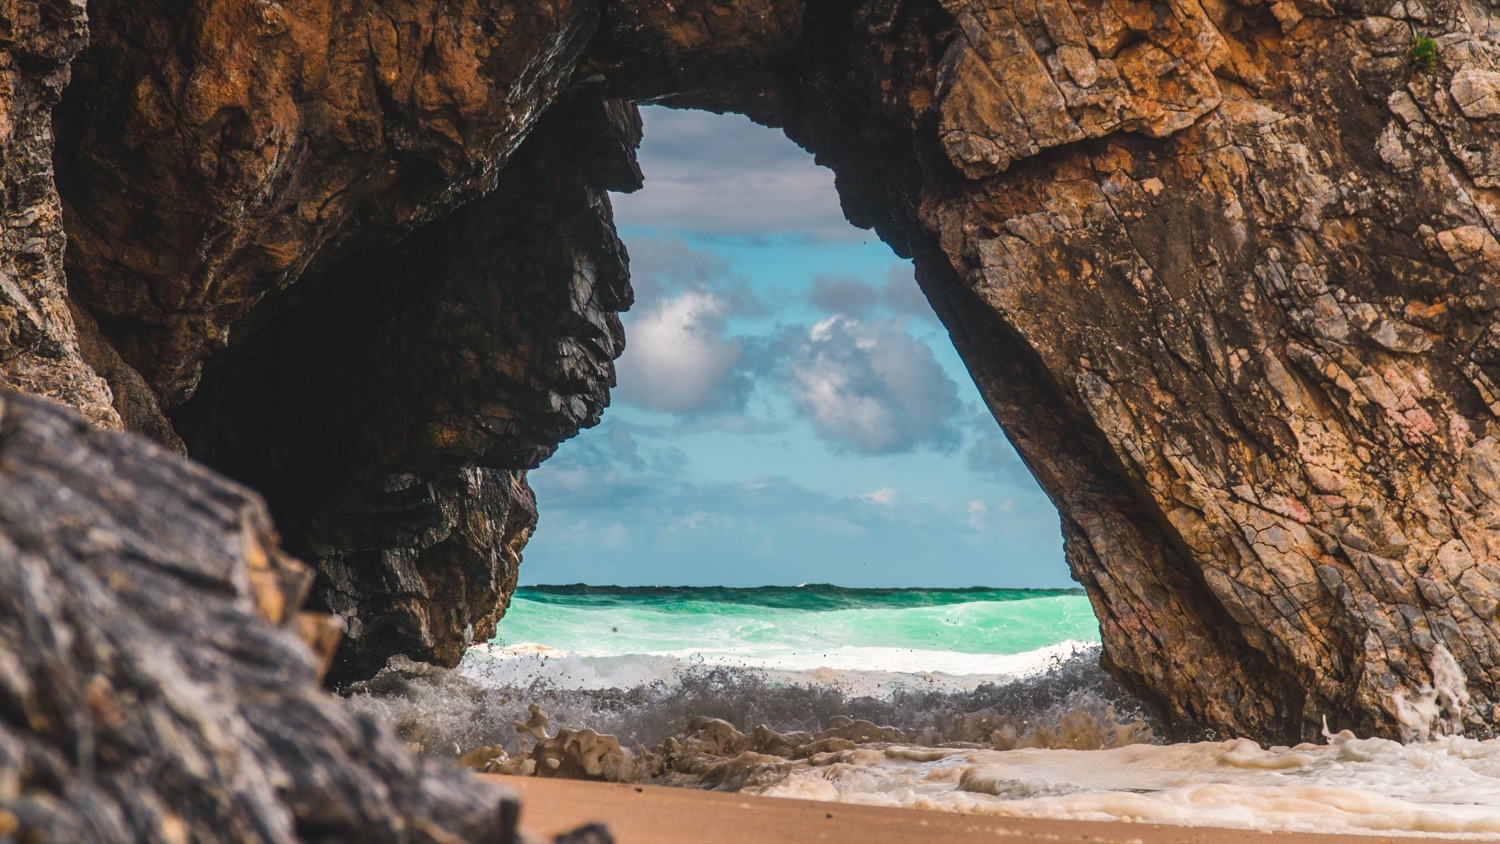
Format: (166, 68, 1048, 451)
(0, 0, 117, 426)
(52, 0, 603, 407)
(5, 0, 1500, 746)
(0, 390, 518, 842)
(891, 0, 1500, 742)
(584, 0, 1500, 740)
(174, 92, 638, 682)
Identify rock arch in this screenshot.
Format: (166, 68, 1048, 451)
(6, 0, 1500, 742)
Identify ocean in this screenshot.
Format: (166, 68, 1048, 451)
(473, 585, 1103, 690)
(345, 585, 1500, 838)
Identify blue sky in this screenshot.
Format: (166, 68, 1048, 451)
(522, 107, 1071, 589)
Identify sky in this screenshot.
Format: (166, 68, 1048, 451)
(521, 106, 1072, 589)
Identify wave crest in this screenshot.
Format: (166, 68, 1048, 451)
(342, 642, 1153, 770)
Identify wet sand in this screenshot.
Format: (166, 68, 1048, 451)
(491, 775, 1445, 844)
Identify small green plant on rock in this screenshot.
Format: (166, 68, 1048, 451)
(1408, 35, 1438, 73)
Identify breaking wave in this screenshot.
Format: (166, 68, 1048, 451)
(342, 587, 1500, 838)
(344, 642, 1143, 753)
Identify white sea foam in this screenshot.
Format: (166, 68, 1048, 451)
(1394, 644, 1473, 743)
(461, 639, 1097, 696)
(732, 644, 1500, 837)
(752, 731, 1500, 837)
(346, 591, 1500, 839)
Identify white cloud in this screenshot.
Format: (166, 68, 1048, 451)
(526, 465, 1071, 588)
(861, 487, 899, 506)
(624, 234, 762, 315)
(616, 291, 750, 414)
(784, 316, 962, 455)
(881, 264, 938, 322)
(808, 274, 879, 315)
(967, 499, 988, 530)
(966, 431, 1030, 483)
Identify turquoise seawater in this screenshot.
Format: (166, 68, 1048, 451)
(489, 585, 1100, 674)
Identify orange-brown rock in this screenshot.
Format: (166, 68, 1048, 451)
(583, 0, 1500, 742)
(5, 0, 1500, 748)
(53, 0, 601, 406)
(0, 0, 116, 427)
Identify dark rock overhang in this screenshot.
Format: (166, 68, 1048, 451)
(3, 0, 1499, 754)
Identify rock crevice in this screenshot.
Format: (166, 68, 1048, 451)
(3, 0, 1500, 747)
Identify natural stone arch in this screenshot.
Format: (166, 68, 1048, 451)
(582, 0, 1500, 742)
(17, 0, 1500, 743)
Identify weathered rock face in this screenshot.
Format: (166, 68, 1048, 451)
(0, 0, 117, 427)
(20, 0, 640, 680)
(586, 0, 1500, 740)
(52, 0, 602, 407)
(173, 91, 637, 681)
(0, 390, 518, 842)
(6, 0, 1500, 747)
(898, 0, 1500, 742)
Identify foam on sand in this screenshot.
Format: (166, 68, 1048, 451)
(433, 684, 1500, 837)
(344, 592, 1500, 839)
(753, 731, 1500, 836)
(346, 642, 1500, 838)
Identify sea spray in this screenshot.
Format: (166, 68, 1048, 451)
(341, 586, 1500, 837)
(343, 585, 1133, 754)
(1394, 644, 1475, 743)
(346, 653, 1500, 837)
(342, 643, 1151, 756)
(345, 644, 1157, 795)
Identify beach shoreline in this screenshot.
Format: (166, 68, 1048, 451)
(493, 775, 1452, 844)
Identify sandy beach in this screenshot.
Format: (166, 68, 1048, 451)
(494, 775, 1450, 844)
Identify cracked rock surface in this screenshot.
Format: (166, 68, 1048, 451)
(0, 0, 116, 428)
(3, 0, 1500, 746)
(0, 391, 518, 842)
(823, 0, 1500, 740)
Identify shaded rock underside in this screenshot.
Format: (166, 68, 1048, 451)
(3, 0, 1500, 749)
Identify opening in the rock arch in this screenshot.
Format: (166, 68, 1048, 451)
(431, 106, 1122, 747)
(522, 106, 1073, 592)
(359, 109, 1139, 783)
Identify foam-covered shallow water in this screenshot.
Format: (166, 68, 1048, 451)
(752, 731, 1500, 836)
(342, 585, 1500, 838)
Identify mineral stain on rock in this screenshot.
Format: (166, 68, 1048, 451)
(0, 0, 1499, 820)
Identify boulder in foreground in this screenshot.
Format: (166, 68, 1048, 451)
(0, 392, 517, 842)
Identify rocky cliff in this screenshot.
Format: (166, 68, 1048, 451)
(4, 0, 1500, 753)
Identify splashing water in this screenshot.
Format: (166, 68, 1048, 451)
(343, 586, 1500, 838)
(1394, 644, 1474, 743)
